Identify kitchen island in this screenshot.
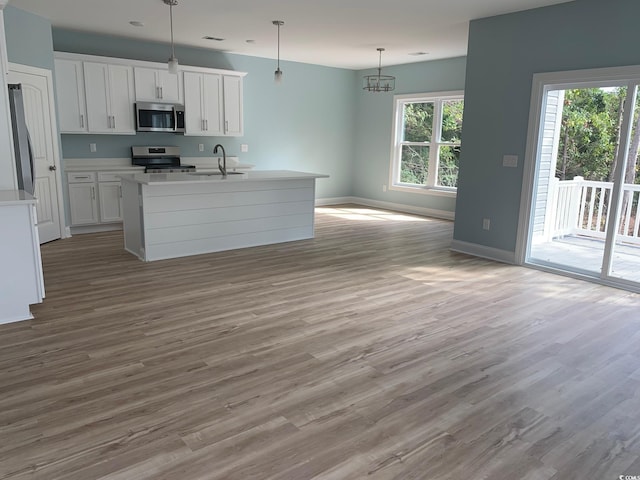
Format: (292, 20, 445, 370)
(120, 170, 328, 261)
(0, 190, 44, 323)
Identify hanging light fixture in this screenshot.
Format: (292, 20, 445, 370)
(272, 20, 284, 84)
(164, 0, 179, 74)
(363, 48, 395, 92)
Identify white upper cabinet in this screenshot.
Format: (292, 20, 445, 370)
(54, 59, 88, 133)
(134, 67, 183, 104)
(83, 62, 135, 134)
(184, 71, 244, 137)
(223, 75, 243, 136)
(54, 53, 245, 136)
(183, 71, 223, 136)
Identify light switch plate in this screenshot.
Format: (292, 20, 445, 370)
(241, 144, 249, 153)
(90, 143, 97, 153)
(503, 155, 518, 168)
(198, 144, 204, 152)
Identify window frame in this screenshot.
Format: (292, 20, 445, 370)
(389, 91, 464, 197)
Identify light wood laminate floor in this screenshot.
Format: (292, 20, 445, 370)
(2, 205, 640, 480)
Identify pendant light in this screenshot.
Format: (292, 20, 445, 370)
(363, 48, 395, 92)
(164, 0, 179, 74)
(272, 20, 284, 84)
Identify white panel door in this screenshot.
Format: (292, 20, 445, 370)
(8, 69, 62, 243)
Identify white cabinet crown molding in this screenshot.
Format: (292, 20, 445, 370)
(54, 52, 247, 78)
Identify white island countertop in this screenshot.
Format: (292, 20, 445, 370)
(0, 190, 37, 206)
(120, 170, 329, 186)
(120, 169, 328, 261)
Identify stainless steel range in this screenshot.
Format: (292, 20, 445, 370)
(131, 146, 195, 173)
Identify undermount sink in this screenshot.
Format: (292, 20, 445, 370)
(189, 171, 246, 176)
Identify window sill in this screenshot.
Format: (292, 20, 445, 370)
(389, 184, 457, 198)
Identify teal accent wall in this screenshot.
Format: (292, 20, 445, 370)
(53, 29, 357, 199)
(352, 57, 467, 213)
(4, 6, 54, 70)
(454, 0, 640, 252)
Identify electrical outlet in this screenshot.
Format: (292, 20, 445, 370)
(483, 218, 491, 231)
(241, 144, 249, 153)
(383, 184, 387, 192)
(90, 143, 97, 153)
(198, 144, 204, 152)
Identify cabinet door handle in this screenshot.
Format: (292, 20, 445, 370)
(118, 186, 122, 198)
(160, 86, 163, 99)
(80, 114, 84, 128)
(91, 186, 95, 200)
(156, 86, 160, 98)
(225, 120, 229, 132)
(205, 119, 208, 131)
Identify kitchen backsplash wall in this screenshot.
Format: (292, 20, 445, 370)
(51, 28, 357, 199)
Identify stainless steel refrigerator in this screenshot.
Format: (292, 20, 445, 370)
(7, 84, 35, 195)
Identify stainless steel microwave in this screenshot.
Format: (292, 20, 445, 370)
(135, 102, 185, 133)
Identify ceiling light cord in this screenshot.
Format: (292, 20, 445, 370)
(170, 2, 175, 59)
(165, 0, 179, 74)
(273, 20, 284, 84)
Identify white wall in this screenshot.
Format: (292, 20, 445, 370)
(0, 4, 18, 190)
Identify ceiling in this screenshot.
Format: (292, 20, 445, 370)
(9, 0, 574, 70)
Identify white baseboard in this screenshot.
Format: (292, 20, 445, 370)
(450, 239, 516, 264)
(316, 196, 455, 221)
(315, 196, 354, 206)
(70, 224, 123, 235)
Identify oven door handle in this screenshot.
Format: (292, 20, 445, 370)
(173, 107, 179, 132)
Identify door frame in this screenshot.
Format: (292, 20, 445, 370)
(515, 65, 640, 292)
(8, 62, 68, 239)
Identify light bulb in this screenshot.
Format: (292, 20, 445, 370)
(274, 68, 283, 84)
(168, 57, 179, 75)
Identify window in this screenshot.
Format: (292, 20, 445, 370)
(390, 91, 464, 194)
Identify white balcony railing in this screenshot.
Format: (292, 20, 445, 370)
(548, 176, 640, 246)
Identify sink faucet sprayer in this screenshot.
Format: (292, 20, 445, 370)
(213, 144, 226, 176)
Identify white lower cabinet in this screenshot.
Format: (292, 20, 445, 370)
(68, 173, 99, 225)
(68, 172, 125, 227)
(98, 181, 123, 223)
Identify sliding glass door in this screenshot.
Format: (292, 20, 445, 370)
(523, 68, 640, 291)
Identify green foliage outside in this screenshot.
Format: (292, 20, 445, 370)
(558, 87, 640, 183)
(400, 100, 464, 187)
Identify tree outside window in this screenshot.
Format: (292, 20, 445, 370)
(391, 92, 464, 194)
